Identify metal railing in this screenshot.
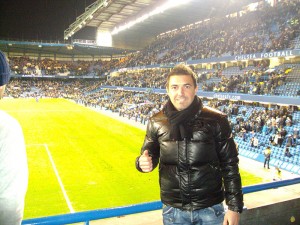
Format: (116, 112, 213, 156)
(22, 177, 300, 225)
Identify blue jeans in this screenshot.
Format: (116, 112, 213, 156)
(162, 203, 225, 225)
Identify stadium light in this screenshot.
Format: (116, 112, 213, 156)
(96, 31, 112, 47)
(111, 0, 191, 35)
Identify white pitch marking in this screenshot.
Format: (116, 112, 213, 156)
(43, 143, 75, 213)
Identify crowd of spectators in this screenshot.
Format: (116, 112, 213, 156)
(9, 57, 299, 96)
(107, 62, 300, 97)
(6, 0, 300, 98)
(5, 78, 98, 98)
(8, 56, 117, 77)
(76, 88, 168, 125)
(230, 104, 298, 148)
(115, 0, 300, 68)
(104, 69, 168, 88)
(7, 0, 300, 78)
(201, 66, 290, 95)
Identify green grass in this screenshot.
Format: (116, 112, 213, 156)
(0, 98, 262, 219)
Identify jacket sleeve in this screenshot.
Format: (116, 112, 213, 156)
(215, 115, 244, 213)
(135, 117, 160, 172)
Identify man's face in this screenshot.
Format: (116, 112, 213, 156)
(0, 85, 6, 99)
(167, 74, 198, 111)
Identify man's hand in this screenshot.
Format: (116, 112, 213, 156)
(138, 150, 153, 172)
(223, 209, 240, 225)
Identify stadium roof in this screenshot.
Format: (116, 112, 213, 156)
(65, 0, 260, 50)
(0, 0, 260, 58)
(0, 40, 130, 58)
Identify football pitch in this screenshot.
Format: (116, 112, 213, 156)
(0, 98, 262, 219)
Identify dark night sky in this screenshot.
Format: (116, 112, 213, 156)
(0, 0, 97, 41)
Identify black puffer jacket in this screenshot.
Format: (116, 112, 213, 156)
(136, 104, 243, 213)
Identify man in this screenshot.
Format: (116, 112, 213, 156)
(0, 50, 28, 225)
(263, 146, 271, 169)
(136, 64, 243, 225)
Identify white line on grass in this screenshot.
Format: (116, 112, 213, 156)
(43, 144, 75, 213)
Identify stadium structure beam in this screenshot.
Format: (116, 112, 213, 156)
(64, 0, 109, 40)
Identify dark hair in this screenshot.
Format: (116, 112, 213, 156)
(166, 64, 197, 88)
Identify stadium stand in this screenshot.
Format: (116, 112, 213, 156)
(1, 0, 300, 224)
(3, 0, 300, 176)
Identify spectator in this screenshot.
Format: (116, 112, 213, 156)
(284, 147, 292, 157)
(263, 146, 271, 169)
(253, 136, 259, 147)
(136, 64, 243, 225)
(0, 50, 28, 225)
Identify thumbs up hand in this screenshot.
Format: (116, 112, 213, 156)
(138, 150, 153, 172)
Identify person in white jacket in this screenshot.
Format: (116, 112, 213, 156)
(0, 50, 28, 225)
